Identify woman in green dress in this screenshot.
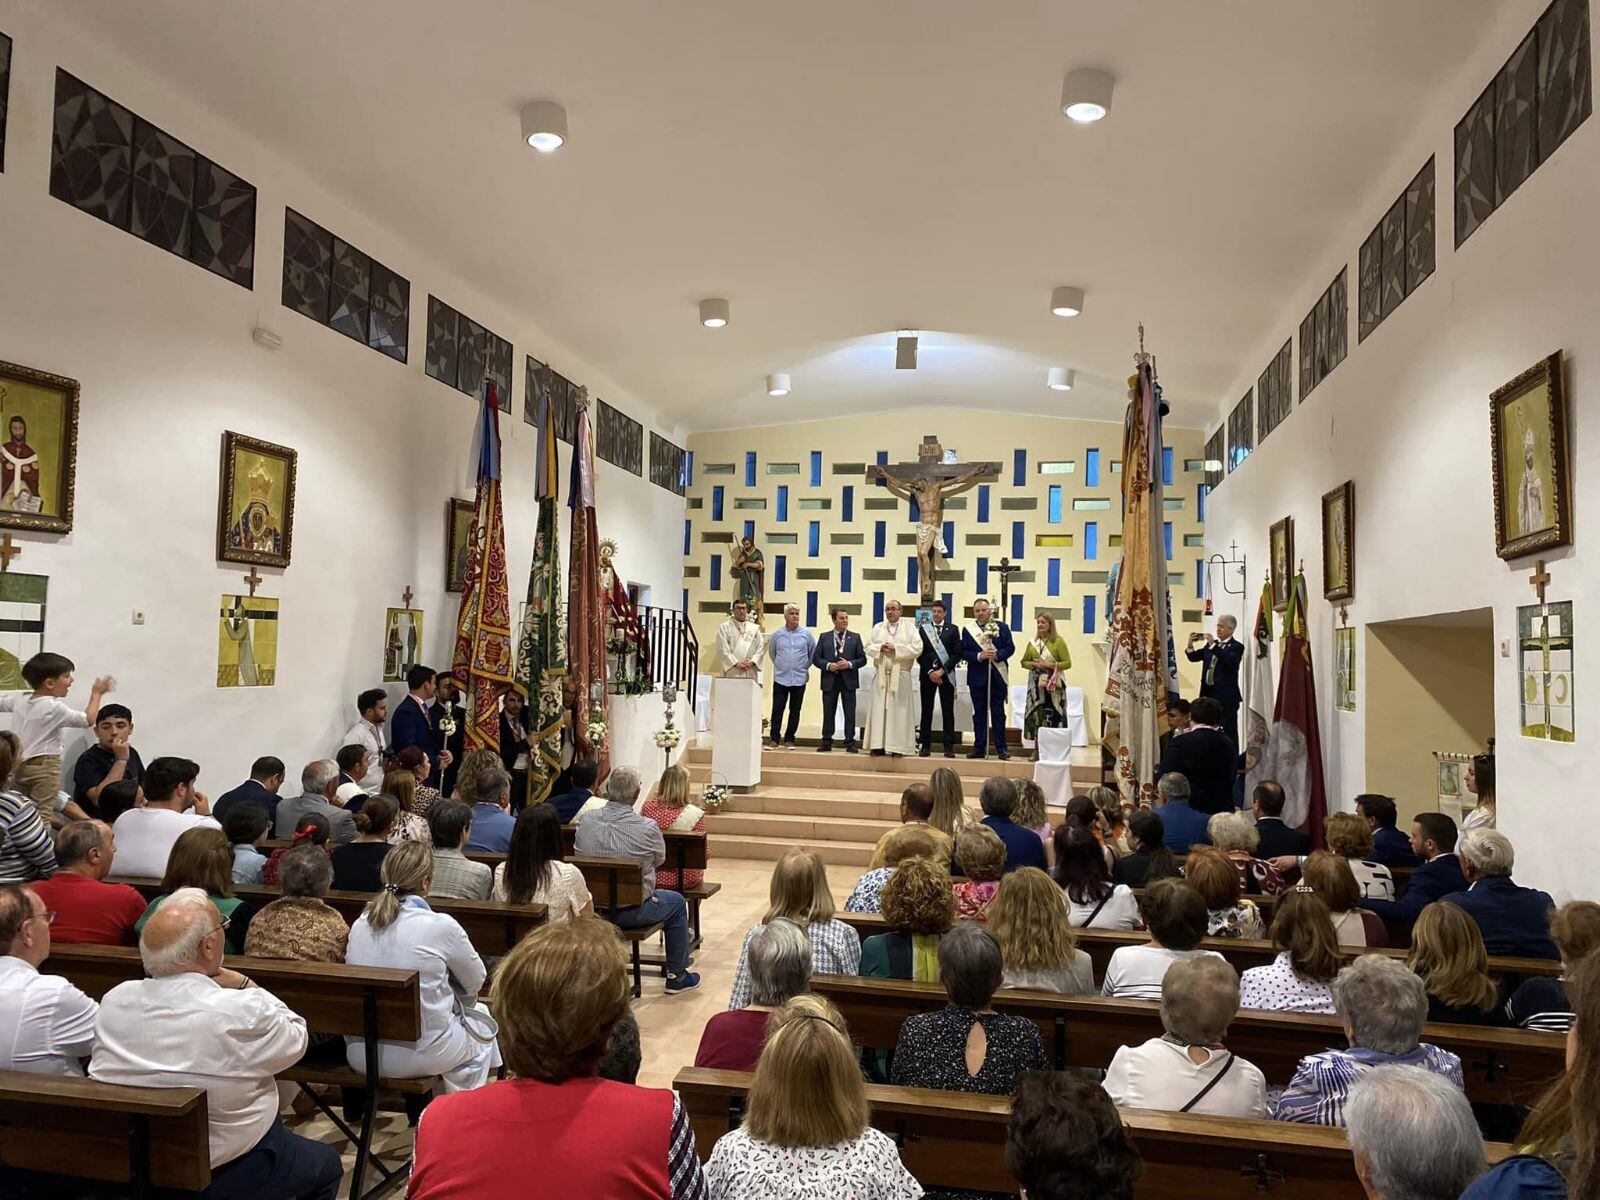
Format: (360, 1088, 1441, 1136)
(1021, 611, 1071, 741)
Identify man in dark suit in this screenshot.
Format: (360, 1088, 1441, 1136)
(1363, 812, 1467, 935)
(962, 777, 1047, 875)
(1356, 793, 1421, 867)
(961, 598, 1016, 760)
(212, 756, 286, 826)
(390, 664, 448, 788)
(1185, 615, 1245, 747)
(916, 600, 963, 758)
(548, 759, 600, 824)
(813, 608, 866, 753)
(1250, 780, 1311, 857)
(1440, 829, 1558, 958)
(433, 671, 468, 797)
(1156, 697, 1237, 814)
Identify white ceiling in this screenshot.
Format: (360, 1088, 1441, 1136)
(63, 1, 1504, 432)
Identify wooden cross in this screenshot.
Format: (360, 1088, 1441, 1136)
(1338, 603, 1349, 627)
(243, 566, 263, 597)
(1528, 560, 1551, 606)
(995, 556, 1024, 612)
(402, 585, 414, 608)
(0, 534, 20, 573)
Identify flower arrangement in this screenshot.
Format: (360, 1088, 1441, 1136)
(702, 782, 731, 813)
(654, 725, 682, 751)
(586, 716, 608, 749)
(437, 711, 458, 738)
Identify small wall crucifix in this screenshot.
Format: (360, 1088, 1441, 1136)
(1528, 560, 1551, 607)
(0, 534, 21, 574)
(402, 585, 414, 608)
(243, 566, 263, 597)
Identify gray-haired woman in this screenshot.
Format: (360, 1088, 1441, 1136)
(344, 840, 500, 1091)
(694, 918, 812, 1072)
(1274, 954, 1465, 1126)
(242, 843, 348, 963)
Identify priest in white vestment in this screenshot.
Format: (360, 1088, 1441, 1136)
(715, 599, 765, 680)
(864, 598, 921, 756)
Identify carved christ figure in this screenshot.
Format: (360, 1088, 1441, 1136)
(872, 438, 992, 603)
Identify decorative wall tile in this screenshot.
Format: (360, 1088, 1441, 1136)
(130, 120, 194, 255)
(51, 71, 134, 228)
(1378, 197, 1405, 319)
(282, 211, 331, 321)
(1298, 267, 1348, 402)
(598, 399, 644, 476)
(190, 157, 255, 287)
(1227, 391, 1253, 472)
(368, 260, 409, 362)
(1455, 82, 1498, 246)
(0, 31, 11, 172)
(1404, 160, 1436, 294)
(1257, 340, 1292, 442)
(328, 238, 372, 344)
(282, 209, 409, 364)
(1497, 31, 1541, 202)
(424, 297, 505, 401)
(1538, 0, 1593, 157)
(1361, 157, 1435, 339)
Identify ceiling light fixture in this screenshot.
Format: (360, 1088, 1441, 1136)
(767, 373, 791, 397)
(1060, 68, 1114, 124)
(699, 298, 730, 328)
(1047, 368, 1074, 391)
(520, 100, 569, 152)
(1050, 286, 1085, 318)
(895, 329, 919, 370)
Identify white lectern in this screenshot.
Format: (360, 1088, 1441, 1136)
(712, 676, 763, 789)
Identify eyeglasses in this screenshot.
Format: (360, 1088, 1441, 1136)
(34, 909, 56, 925)
(205, 916, 233, 938)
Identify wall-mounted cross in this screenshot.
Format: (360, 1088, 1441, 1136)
(1528, 560, 1551, 606)
(243, 566, 263, 597)
(0, 534, 21, 573)
(402, 585, 414, 608)
(995, 556, 1024, 612)
(1338, 603, 1349, 627)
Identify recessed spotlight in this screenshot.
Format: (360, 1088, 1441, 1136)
(896, 329, 919, 370)
(1048, 368, 1074, 391)
(520, 100, 568, 152)
(1060, 68, 1113, 124)
(767, 373, 791, 396)
(699, 299, 730, 328)
(1050, 286, 1085, 318)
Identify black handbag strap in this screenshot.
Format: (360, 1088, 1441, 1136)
(1082, 891, 1113, 927)
(1179, 1052, 1236, 1113)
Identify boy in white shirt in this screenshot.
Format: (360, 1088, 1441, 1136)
(0, 652, 114, 826)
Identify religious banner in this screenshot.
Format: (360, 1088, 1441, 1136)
(514, 388, 568, 807)
(1518, 600, 1574, 741)
(1241, 580, 1273, 764)
(1102, 360, 1173, 806)
(1334, 625, 1356, 712)
(567, 392, 609, 774)
(218, 594, 278, 687)
(1252, 571, 1328, 847)
(450, 383, 514, 752)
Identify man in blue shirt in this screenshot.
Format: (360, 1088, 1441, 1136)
(972, 776, 1047, 874)
(766, 604, 816, 748)
(464, 763, 517, 854)
(1154, 772, 1210, 853)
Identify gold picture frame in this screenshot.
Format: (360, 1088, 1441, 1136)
(0, 359, 80, 534)
(1490, 351, 1569, 560)
(1269, 515, 1294, 612)
(446, 498, 474, 593)
(1321, 481, 1354, 602)
(217, 431, 297, 568)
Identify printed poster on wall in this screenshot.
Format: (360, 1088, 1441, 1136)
(218, 594, 279, 688)
(0, 572, 46, 691)
(1518, 601, 1573, 742)
(1334, 626, 1356, 712)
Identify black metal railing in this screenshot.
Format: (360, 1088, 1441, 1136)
(609, 604, 700, 712)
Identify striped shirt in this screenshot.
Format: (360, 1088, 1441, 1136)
(1273, 1043, 1463, 1126)
(0, 789, 55, 882)
(1505, 976, 1574, 1034)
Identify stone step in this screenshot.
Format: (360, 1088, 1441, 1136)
(684, 744, 1039, 780)
(706, 830, 875, 868)
(688, 763, 1004, 796)
(710, 788, 906, 821)
(706, 810, 897, 844)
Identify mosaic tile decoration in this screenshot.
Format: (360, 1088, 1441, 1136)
(597, 398, 644, 476)
(1227, 391, 1253, 474)
(650, 432, 688, 495)
(1359, 158, 1435, 342)
(1538, 0, 1593, 156)
(425, 296, 509, 406)
(281, 209, 410, 363)
(1298, 267, 1348, 403)
(1256, 341, 1292, 444)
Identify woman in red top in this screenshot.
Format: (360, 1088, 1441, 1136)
(694, 918, 811, 1072)
(950, 824, 1006, 921)
(410, 917, 708, 1199)
(639, 765, 707, 891)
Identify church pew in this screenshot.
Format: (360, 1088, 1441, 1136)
(0, 1068, 211, 1198)
(809, 974, 1563, 1106)
(673, 1067, 1512, 1200)
(570, 854, 669, 995)
(43, 942, 426, 1200)
(834, 911, 1561, 984)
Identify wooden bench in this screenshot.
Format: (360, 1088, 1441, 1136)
(0, 1068, 210, 1199)
(674, 1067, 1510, 1199)
(834, 912, 1562, 985)
(43, 942, 426, 1200)
(570, 854, 668, 995)
(809, 974, 1564, 1106)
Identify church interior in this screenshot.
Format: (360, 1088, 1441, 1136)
(0, 1, 1595, 1197)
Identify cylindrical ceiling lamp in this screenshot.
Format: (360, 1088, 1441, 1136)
(895, 329, 919, 370)
(699, 298, 730, 328)
(1060, 68, 1114, 124)
(1047, 368, 1074, 391)
(767, 373, 791, 396)
(1050, 286, 1085, 318)
(520, 100, 569, 152)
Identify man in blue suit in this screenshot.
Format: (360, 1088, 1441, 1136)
(549, 759, 600, 824)
(389, 663, 449, 788)
(212, 756, 286, 826)
(812, 608, 866, 753)
(1363, 812, 1467, 936)
(1440, 829, 1558, 959)
(961, 598, 1015, 760)
(1154, 773, 1210, 853)
(1185, 615, 1245, 747)
(1356, 794, 1421, 867)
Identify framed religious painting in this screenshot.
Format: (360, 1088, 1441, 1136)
(445, 498, 474, 593)
(383, 607, 423, 682)
(1269, 515, 1294, 612)
(218, 594, 279, 687)
(1321, 481, 1355, 601)
(0, 359, 80, 534)
(1490, 351, 1569, 560)
(217, 432, 297, 568)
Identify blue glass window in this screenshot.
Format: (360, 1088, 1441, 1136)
(684, 451, 694, 488)
(1013, 449, 1027, 486)
(1196, 557, 1205, 598)
(874, 521, 886, 557)
(977, 484, 991, 523)
(1011, 594, 1023, 632)
(840, 555, 852, 592)
(776, 485, 789, 522)
(875, 449, 888, 486)
(1085, 448, 1100, 487)
(1163, 521, 1173, 561)
(743, 519, 754, 542)
(683, 520, 691, 557)
(976, 557, 989, 596)
(907, 556, 919, 596)
(1161, 447, 1174, 487)
(744, 451, 757, 487)
(808, 521, 820, 556)
(1047, 485, 1063, 524)
(873, 593, 885, 623)
(1012, 521, 1025, 559)
(1197, 483, 1208, 523)
(1047, 558, 1061, 597)
(809, 450, 822, 486)
(841, 485, 854, 522)
(709, 555, 722, 592)
(775, 555, 788, 591)
(1083, 595, 1096, 634)
(711, 486, 724, 521)
(909, 493, 920, 522)
(943, 520, 955, 557)
(805, 590, 818, 627)
(1084, 520, 1098, 560)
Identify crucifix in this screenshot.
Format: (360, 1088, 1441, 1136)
(402, 585, 414, 608)
(1528, 560, 1551, 606)
(243, 566, 263, 597)
(995, 556, 1024, 614)
(0, 534, 20, 574)
(871, 436, 1000, 604)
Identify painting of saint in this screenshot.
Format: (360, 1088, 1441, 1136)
(1321, 482, 1354, 602)
(446, 498, 474, 592)
(1491, 352, 1569, 560)
(1269, 516, 1294, 612)
(218, 595, 279, 687)
(0, 416, 41, 512)
(217, 432, 297, 568)
(0, 359, 79, 534)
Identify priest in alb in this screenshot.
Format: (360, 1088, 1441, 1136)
(715, 599, 764, 680)
(864, 597, 920, 757)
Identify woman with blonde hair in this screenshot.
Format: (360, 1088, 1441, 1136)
(989, 866, 1093, 995)
(728, 849, 860, 1009)
(1302, 850, 1374, 947)
(860, 856, 955, 982)
(1238, 887, 1341, 1013)
(1011, 778, 1052, 852)
(1407, 901, 1507, 1026)
(845, 824, 942, 912)
(951, 824, 1007, 920)
(639, 764, 707, 891)
(1184, 846, 1264, 939)
(383, 768, 432, 844)
(926, 766, 973, 841)
(452, 747, 505, 806)
(1021, 610, 1071, 744)
(1320, 811, 1394, 901)
(344, 840, 499, 1091)
(704, 994, 921, 1198)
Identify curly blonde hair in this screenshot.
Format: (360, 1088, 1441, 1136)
(954, 825, 1007, 883)
(1011, 779, 1049, 831)
(1324, 811, 1374, 859)
(988, 867, 1077, 973)
(881, 857, 955, 934)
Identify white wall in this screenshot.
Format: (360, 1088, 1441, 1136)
(1204, 0, 1598, 899)
(0, 2, 685, 791)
